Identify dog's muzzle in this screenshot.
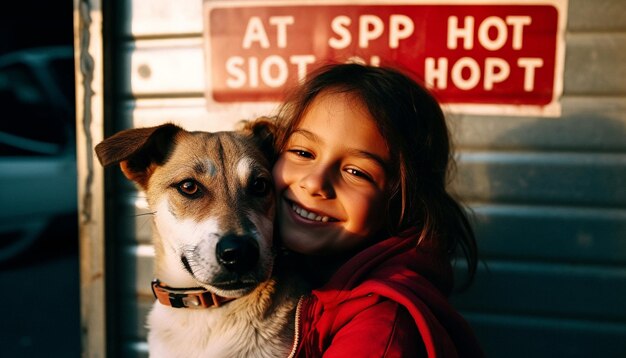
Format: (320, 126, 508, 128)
(179, 232, 267, 292)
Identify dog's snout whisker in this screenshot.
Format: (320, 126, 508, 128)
(181, 255, 194, 275)
(134, 211, 156, 217)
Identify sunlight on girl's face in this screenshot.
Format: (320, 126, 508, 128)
(273, 92, 391, 255)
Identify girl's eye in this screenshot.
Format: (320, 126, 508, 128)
(176, 179, 202, 198)
(345, 168, 372, 181)
(250, 177, 271, 196)
(287, 149, 314, 159)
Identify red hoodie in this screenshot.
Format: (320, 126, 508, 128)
(291, 229, 484, 357)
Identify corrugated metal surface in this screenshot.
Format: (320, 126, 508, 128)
(96, 0, 626, 356)
(446, 1, 626, 356)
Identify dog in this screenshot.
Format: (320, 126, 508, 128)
(95, 122, 305, 358)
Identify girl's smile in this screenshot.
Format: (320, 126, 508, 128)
(273, 91, 391, 255)
(288, 200, 338, 223)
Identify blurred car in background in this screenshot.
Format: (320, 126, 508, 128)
(0, 46, 77, 264)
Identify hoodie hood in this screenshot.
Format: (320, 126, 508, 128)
(315, 227, 453, 302)
(306, 228, 483, 358)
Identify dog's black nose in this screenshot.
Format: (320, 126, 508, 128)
(216, 235, 259, 273)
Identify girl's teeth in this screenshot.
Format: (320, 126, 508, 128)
(292, 203, 330, 222)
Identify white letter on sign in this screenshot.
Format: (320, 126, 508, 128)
(261, 55, 288, 88)
(359, 15, 384, 48)
(447, 16, 474, 50)
(451, 57, 481, 90)
(389, 15, 414, 48)
(425, 57, 448, 90)
(484, 57, 510, 90)
(225, 56, 246, 88)
(243, 17, 270, 49)
(518, 58, 543, 91)
(329, 16, 352, 49)
(269, 16, 294, 48)
(290, 55, 316, 82)
(478, 17, 508, 51)
(249, 57, 259, 87)
(507, 16, 531, 50)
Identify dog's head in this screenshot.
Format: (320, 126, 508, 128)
(95, 121, 277, 298)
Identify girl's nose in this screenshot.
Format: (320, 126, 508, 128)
(299, 166, 335, 199)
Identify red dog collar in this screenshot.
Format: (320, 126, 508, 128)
(151, 279, 235, 309)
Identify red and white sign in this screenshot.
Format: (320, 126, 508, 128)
(203, 0, 567, 116)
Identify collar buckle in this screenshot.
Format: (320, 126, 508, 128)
(151, 279, 235, 309)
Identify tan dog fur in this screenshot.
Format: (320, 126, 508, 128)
(95, 123, 304, 358)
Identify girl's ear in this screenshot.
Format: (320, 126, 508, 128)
(94, 123, 182, 189)
(239, 117, 277, 163)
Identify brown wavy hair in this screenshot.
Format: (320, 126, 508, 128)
(274, 63, 478, 285)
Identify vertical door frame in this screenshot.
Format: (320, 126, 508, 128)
(74, 0, 106, 356)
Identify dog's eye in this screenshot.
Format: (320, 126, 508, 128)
(177, 180, 202, 198)
(250, 177, 270, 196)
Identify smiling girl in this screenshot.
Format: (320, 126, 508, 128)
(272, 63, 483, 357)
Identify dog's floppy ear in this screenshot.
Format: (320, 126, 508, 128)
(239, 116, 277, 163)
(94, 123, 182, 188)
